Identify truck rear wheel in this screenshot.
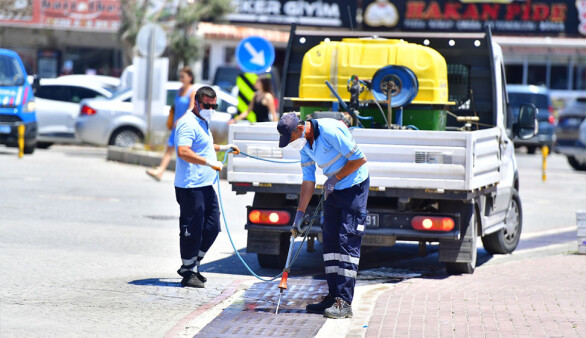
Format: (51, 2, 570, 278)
(482, 190, 522, 254)
(257, 233, 290, 269)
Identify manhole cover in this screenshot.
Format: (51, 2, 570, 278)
(196, 279, 328, 337)
(358, 267, 422, 281)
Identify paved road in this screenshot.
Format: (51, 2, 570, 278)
(0, 145, 583, 337)
(0, 145, 255, 337)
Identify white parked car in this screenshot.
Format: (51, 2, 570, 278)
(75, 82, 238, 148)
(34, 75, 119, 147)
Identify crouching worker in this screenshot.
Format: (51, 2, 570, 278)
(277, 113, 369, 318)
(174, 86, 239, 288)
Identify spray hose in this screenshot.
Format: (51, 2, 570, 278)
(215, 149, 323, 283)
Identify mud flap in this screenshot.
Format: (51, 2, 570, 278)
(247, 230, 283, 255)
(439, 202, 477, 264)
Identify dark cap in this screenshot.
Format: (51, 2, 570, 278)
(277, 113, 300, 148)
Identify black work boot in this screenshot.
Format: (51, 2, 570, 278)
(181, 272, 205, 288)
(177, 269, 207, 283)
(323, 297, 353, 319)
(306, 294, 336, 314)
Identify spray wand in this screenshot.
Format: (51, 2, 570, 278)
(275, 196, 325, 314)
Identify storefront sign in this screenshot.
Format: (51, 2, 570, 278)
(362, 0, 585, 37)
(0, 0, 120, 32)
(227, 0, 357, 28)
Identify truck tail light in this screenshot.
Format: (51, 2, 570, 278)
(411, 216, 455, 231)
(248, 209, 291, 225)
(80, 105, 96, 116)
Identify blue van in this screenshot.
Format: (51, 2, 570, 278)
(0, 49, 37, 154)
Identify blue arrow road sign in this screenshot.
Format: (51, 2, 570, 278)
(235, 36, 275, 74)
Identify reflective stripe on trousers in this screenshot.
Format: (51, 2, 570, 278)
(321, 177, 369, 304)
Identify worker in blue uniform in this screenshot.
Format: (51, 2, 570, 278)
(174, 86, 239, 288)
(277, 112, 369, 319)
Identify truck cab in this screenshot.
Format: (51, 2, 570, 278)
(0, 49, 37, 154)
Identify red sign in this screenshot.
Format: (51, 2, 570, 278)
(0, 0, 121, 32)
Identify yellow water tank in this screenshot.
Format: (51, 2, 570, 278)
(297, 38, 451, 105)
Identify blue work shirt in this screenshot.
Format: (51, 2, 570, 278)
(300, 118, 368, 190)
(174, 112, 217, 188)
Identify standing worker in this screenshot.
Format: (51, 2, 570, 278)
(277, 113, 369, 319)
(229, 74, 277, 124)
(174, 86, 239, 288)
(147, 67, 196, 181)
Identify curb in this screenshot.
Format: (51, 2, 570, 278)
(106, 146, 228, 179)
(107, 146, 176, 170)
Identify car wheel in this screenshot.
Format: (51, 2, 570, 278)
(23, 142, 36, 154)
(37, 142, 53, 149)
(109, 128, 143, 148)
(567, 156, 586, 171)
(481, 190, 522, 254)
(526, 146, 537, 154)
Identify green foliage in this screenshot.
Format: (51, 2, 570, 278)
(118, 0, 233, 69)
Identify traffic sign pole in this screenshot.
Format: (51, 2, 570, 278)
(145, 26, 155, 148)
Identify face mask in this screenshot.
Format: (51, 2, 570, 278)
(289, 125, 306, 151)
(199, 109, 214, 122)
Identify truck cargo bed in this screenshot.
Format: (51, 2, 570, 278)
(227, 123, 501, 192)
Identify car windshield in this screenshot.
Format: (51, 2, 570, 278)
(508, 92, 549, 109)
(110, 88, 132, 100)
(0, 55, 25, 86)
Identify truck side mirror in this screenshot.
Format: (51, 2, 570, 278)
(516, 103, 538, 140)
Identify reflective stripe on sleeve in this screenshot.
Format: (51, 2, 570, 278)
(319, 153, 342, 169)
(301, 160, 315, 168)
(344, 145, 359, 159)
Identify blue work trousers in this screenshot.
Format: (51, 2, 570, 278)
(322, 177, 369, 304)
(175, 185, 220, 273)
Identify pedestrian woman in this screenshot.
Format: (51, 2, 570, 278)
(147, 67, 195, 181)
(229, 75, 277, 124)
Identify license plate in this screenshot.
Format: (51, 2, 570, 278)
(0, 125, 11, 134)
(365, 213, 379, 228)
(564, 118, 582, 127)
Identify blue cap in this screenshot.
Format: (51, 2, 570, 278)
(277, 113, 299, 148)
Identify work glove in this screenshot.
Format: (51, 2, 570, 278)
(324, 175, 341, 200)
(206, 159, 224, 172)
(291, 209, 305, 238)
(219, 144, 240, 155)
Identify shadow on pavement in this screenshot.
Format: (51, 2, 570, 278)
(128, 278, 181, 287)
(129, 241, 499, 288)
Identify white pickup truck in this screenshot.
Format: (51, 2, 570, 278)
(227, 27, 538, 274)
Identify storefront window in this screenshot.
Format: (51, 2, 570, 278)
(505, 65, 523, 84)
(527, 65, 546, 86)
(550, 65, 569, 90)
(62, 48, 122, 77)
(202, 46, 210, 81)
(574, 66, 586, 90)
